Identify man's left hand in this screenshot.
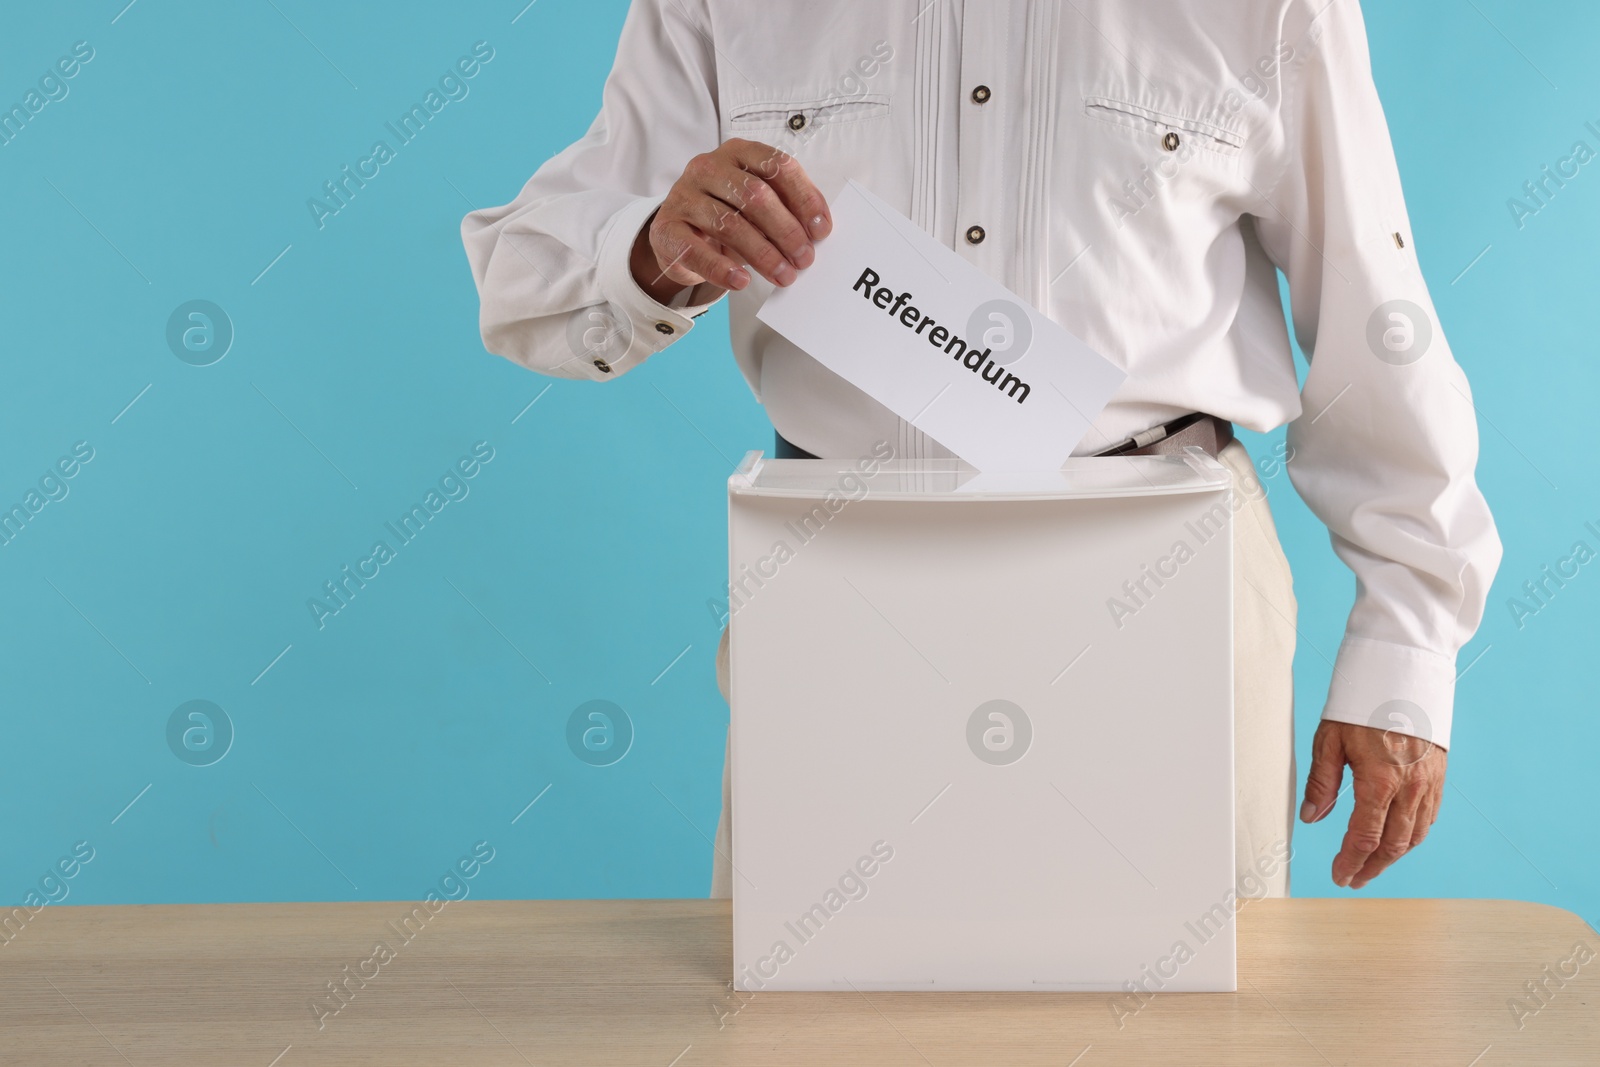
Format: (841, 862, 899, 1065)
(1300, 720, 1447, 889)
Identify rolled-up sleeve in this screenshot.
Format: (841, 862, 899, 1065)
(461, 0, 724, 382)
(1251, 0, 1502, 749)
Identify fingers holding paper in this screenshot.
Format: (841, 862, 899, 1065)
(1300, 720, 1447, 890)
(635, 139, 831, 301)
(719, 139, 831, 242)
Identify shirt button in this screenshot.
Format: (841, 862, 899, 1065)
(965, 225, 986, 245)
(1162, 131, 1181, 152)
(971, 85, 991, 104)
(655, 322, 675, 335)
(592, 358, 613, 374)
(787, 113, 807, 131)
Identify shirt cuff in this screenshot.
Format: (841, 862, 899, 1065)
(1319, 635, 1458, 749)
(584, 195, 724, 381)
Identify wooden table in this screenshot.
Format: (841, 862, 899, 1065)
(1, 898, 1594, 1065)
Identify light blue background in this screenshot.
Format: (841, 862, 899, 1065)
(0, 1, 1593, 928)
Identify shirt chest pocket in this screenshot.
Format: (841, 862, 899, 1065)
(1082, 95, 1246, 158)
(726, 94, 891, 140)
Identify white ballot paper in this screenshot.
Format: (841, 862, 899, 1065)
(758, 181, 1126, 471)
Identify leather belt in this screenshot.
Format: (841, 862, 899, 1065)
(1091, 411, 1234, 459)
(773, 412, 1234, 462)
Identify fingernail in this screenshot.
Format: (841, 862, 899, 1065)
(810, 214, 830, 239)
(773, 261, 797, 286)
(792, 243, 815, 269)
(727, 266, 750, 290)
(1299, 800, 1315, 823)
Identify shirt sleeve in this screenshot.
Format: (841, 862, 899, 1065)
(1250, 0, 1502, 750)
(460, 0, 725, 383)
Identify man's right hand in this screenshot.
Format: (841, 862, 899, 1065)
(629, 138, 832, 306)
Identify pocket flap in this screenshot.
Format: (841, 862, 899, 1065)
(1083, 95, 1245, 151)
(729, 93, 890, 133)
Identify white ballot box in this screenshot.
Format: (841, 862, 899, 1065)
(727, 448, 1236, 992)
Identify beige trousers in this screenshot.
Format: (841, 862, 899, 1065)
(710, 439, 1299, 899)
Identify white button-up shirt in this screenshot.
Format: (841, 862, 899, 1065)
(461, 0, 1501, 748)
